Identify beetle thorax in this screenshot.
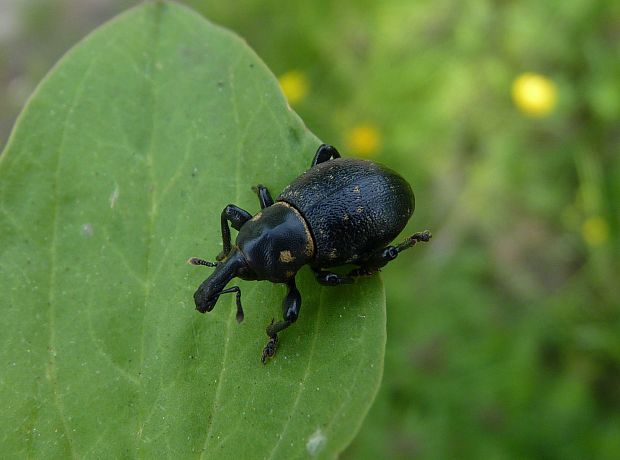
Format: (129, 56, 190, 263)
(236, 202, 314, 282)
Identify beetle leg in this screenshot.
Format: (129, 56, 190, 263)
(395, 230, 432, 252)
(312, 269, 354, 286)
(251, 184, 274, 209)
(217, 204, 252, 261)
(348, 230, 432, 276)
(311, 144, 341, 167)
(261, 278, 301, 363)
(217, 286, 245, 323)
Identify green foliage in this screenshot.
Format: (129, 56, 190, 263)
(0, 3, 385, 458)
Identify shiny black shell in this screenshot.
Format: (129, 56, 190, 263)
(277, 158, 414, 267)
(237, 202, 313, 282)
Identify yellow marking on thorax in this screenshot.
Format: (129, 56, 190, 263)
(279, 250, 295, 263)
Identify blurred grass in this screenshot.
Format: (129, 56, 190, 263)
(2, 0, 619, 458)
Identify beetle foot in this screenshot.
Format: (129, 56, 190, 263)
(413, 230, 432, 242)
(261, 335, 278, 364)
(395, 230, 433, 253)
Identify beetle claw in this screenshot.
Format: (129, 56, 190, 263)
(261, 335, 278, 364)
(417, 230, 432, 242)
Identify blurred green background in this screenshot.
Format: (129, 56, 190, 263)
(2, 0, 619, 458)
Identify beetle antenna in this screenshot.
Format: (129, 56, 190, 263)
(187, 257, 218, 267)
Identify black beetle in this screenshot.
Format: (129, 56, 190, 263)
(188, 144, 431, 363)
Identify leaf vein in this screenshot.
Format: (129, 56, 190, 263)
(46, 53, 100, 460)
(136, 8, 165, 449)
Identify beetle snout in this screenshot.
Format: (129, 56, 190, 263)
(194, 288, 218, 313)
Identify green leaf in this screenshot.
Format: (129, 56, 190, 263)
(0, 2, 385, 458)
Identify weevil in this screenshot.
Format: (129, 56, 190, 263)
(188, 144, 431, 363)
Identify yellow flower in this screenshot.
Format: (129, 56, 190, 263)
(346, 123, 381, 157)
(278, 70, 308, 106)
(511, 73, 557, 117)
(581, 216, 609, 247)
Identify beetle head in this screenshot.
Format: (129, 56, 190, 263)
(193, 248, 254, 313)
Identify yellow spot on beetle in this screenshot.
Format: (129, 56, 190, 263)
(512, 73, 557, 117)
(250, 212, 262, 222)
(279, 250, 295, 263)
